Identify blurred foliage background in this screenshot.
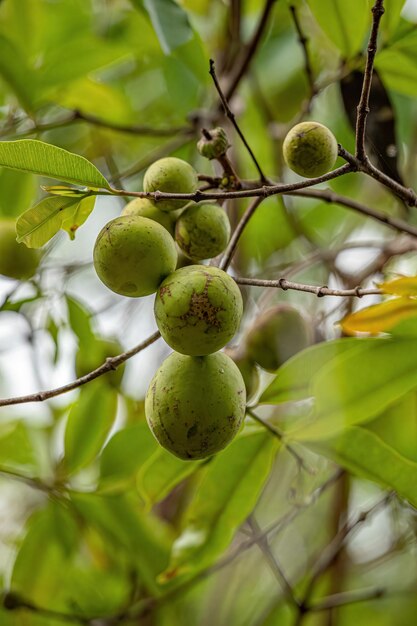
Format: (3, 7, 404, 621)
(1, 0, 417, 624)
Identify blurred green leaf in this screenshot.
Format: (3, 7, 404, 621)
(137, 446, 201, 507)
(100, 421, 157, 490)
(71, 492, 171, 593)
(66, 295, 95, 347)
(290, 338, 417, 441)
(132, 0, 194, 54)
(16, 194, 96, 248)
(0, 168, 36, 218)
(62, 383, 118, 476)
(0, 140, 110, 188)
(307, 0, 371, 57)
(260, 338, 371, 404)
(161, 428, 278, 581)
(0, 34, 36, 110)
(376, 29, 417, 96)
(310, 426, 417, 507)
(0, 421, 37, 470)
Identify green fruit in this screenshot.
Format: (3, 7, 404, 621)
(197, 127, 229, 160)
(93, 215, 177, 297)
(154, 265, 243, 356)
(225, 348, 259, 400)
(283, 121, 338, 178)
(145, 351, 246, 459)
(0, 218, 40, 280)
(175, 203, 231, 260)
(121, 198, 176, 236)
(246, 305, 312, 372)
(76, 338, 125, 387)
(143, 157, 198, 212)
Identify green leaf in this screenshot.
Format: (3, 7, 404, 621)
(62, 383, 118, 476)
(307, 0, 371, 58)
(100, 422, 157, 490)
(66, 295, 95, 348)
(290, 338, 417, 441)
(0, 34, 36, 111)
(382, 1, 407, 38)
(0, 169, 36, 218)
(260, 338, 372, 404)
(309, 426, 417, 507)
(132, 0, 193, 54)
(161, 428, 278, 581)
(367, 391, 417, 463)
(16, 194, 96, 248)
(0, 140, 110, 188)
(0, 421, 37, 470)
(71, 492, 170, 593)
(376, 30, 417, 96)
(137, 446, 201, 507)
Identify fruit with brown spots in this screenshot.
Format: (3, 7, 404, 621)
(246, 304, 312, 372)
(175, 203, 230, 260)
(121, 198, 176, 236)
(145, 351, 246, 459)
(143, 157, 198, 212)
(283, 122, 338, 178)
(154, 265, 243, 356)
(0, 218, 41, 280)
(93, 215, 177, 297)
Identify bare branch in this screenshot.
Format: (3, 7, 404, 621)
(0, 332, 160, 408)
(235, 276, 381, 298)
(355, 0, 385, 160)
(289, 5, 316, 100)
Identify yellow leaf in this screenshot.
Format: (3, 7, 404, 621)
(378, 275, 417, 297)
(340, 297, 417, 335)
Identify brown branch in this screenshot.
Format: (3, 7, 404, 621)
(209, 58, 268, 183)
(289, 5, 316, 100)
(0, 332, 160, 408)
(225, 0, 278, 102)
(235, 276, 381, 298)
(308, 587, 385, 612)
(355, 0, 385, 160)
(338, 145, 417, 207)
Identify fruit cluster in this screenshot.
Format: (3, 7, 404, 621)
(93, 156, 246, 460)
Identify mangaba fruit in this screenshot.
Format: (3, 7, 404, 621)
(143, 157, 198, 212)
(145, 351, 246, 460)
(197, 127, 229, 160)
(282, 121, 338, 178)
(175, 203, 231, 260)
(76, 338, 125, 387)
(121, 198, 176, 236)
(0, 218, 40, 280)
(154, 265, 243, 356)
(246, 304, 312, 372)
(93, 215, 177, 297)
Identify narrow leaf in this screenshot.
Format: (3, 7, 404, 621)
(340, 297, 417, 335)
(161, 428, 278, 581)
(62, 383, 118, 476)
(16, 194, 96, 248)
(0, 140, 110, 188)
(378, 275, 417, 297)
(310, 426, 417, 507)
(135, 0, 193, 54)
(260, 338, 371, 404)
(290, 338, 417, 441)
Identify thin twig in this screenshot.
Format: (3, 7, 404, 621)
(209, 58, 268, 183)
(0, 332, 160, 408)
(289, 5, 316, 100)
(219, 197, 264, 270)
(235, 276, 381, 298)
(355, 0, 385, 160)
(246, 408, 312, 473)
(225, 0, 278, 102)
(308, 587, 385, 612)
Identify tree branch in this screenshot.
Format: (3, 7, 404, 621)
(289, 5, 316, 101)
(355, 0, 386, 161)
(0, 332, 160, 408)
(235, 276, 381, 298)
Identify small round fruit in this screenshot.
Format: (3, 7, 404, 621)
(197, 127, 229, 160)
(283, 121, 338, 178)
(76, 338, 125, 387)
(225, 347, 259, 400)
(175, 203, 230, 260)
(145, 351, 246, 460)
(246, 305, 312, 372)
(0, 219, 40, 280)
(93, 215, 177, 297)
(154, 265, 243, 356)
(121, 198, 176, 236)
(143, 157, 198, 212)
